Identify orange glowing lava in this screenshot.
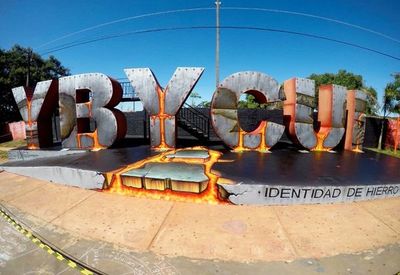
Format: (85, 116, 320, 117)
(75, 102, 105, 150)
(312, 127, 331, 151)
(233, 121, 270, 153)
(84, 102, 92, 117)
(151, 86, 174, 151)
(352, 144, 364, 153)
(103, 147, 228, 205)
(25, 99, 36, 149)
(27, 144, 39, 149)
(77, 130, 106, 150)
(26, 100, 32, 127)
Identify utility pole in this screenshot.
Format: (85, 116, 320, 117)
(26, 48, 32, 87)
(215, 1, 221, 87)
(378, 94, 387, 150)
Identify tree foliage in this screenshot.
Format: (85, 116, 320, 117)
(382, 73, 400, 116)
(308, 69, 378, 115)
(238, 94, 262, 109)
(189, 91, 201, 107)
(198, 100, 211, 108)
(362, 86, 378, 115)
(0, 45, 69, 124)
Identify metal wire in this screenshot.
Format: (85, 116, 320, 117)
(222, 7, 400, 44)
(39, 26, 400, 61)
(34, 7, 214, 49)
(35, 6, 400, 51)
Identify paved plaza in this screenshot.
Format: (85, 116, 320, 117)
(0, 171, 399, 274)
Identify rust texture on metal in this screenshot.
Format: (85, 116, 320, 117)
(317, 84, 347, 150)
(12, 79, 59, 149)
(59, 73, 126, 149)
(211, 71, 285, 152)
(283, 78, 347, 151)
(124, 67, 204, 150)
(345, 90, 367, 151)
(283, 78, 316, 148)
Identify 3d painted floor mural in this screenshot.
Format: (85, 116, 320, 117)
(1, 144, 399, 205)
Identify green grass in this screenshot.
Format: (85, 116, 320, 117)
(0, 139, 26, 148)
(0, 150, 8, 162)
(367, 147, 400, 158)
(0, 150, 8, 159)
(0, 139, 26, 162)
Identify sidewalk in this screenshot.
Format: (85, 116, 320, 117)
(0, 170, 399, 265)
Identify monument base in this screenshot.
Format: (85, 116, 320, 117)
(8, 147, 87, 161)
(1, 146, 154, 189)
(1, 144, 399, 205)
(215, 148, 400, 204)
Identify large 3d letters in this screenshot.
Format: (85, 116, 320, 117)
(59, 73, 126, 149)
(11, 67, 368, 153)
(12, 80, 58, 149)
(345, 90, 367, 151)
(283, 78, 347, 151)
(211, 72, 285, 152)
(124, 67, 204, 150)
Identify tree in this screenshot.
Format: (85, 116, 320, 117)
(0, 45, 69, 124)
(382, 74, 400, 116)
(198, 100, 211, 108)
(238, 94, 261, 109)
(308, 69, 378, 115)
(362, 86, 379, 115)
(189, 91, 201, 107)
(378, 73, 400, 149)
(237, 93, 283, 110)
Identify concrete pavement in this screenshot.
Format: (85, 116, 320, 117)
(0, 171, 399, 274)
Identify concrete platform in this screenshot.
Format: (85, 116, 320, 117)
(215, 148, 400, 186)
(216, 148, 400, 204)
(1, 145, 399, 205)
(7, 147, 87, 161)
(0, 146, 156, 189)
(0, 171, 399, 266)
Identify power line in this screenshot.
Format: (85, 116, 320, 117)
(39, 25, 400, 61)
(35, 6, 400, 51)
(222, 7, 400, 44)
(215, 2, 221, 87)
(34, 7, 214, 49)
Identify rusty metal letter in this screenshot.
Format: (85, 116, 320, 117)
(211, 71, 285, 152)
(344, 90, 367, 152)
(59, 73, 126, 149)
(124, 67, 204, 150)
(283, 78, 347, 151)
(12, 80, 58, 149)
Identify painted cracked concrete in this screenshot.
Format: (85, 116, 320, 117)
(220, 183, 400, 205)
(1, 165, 105, 189)
(0, 171, 400, 274)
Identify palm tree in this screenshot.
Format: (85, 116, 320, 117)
(378, 74, 400, 149)
(189, 91, 201, 107)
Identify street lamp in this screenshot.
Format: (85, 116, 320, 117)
(215, 1, 221, 87)
(26, 48, 32, 87)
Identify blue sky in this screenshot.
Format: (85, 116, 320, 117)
(1, 0, 399, 107)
